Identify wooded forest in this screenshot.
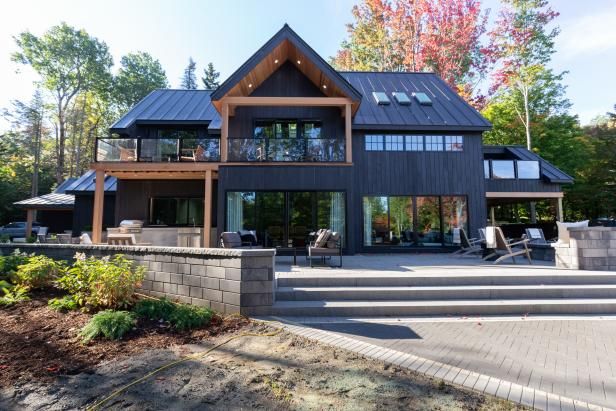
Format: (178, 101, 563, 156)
(0, 0, 614, 225)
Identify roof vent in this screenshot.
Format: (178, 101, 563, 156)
(372, 91, 391, 105)
(413, 92, 432, 106)
(392, 92, 411, 105)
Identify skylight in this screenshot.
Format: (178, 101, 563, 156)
(392, 92, 411, 105)
(372, 91, 391, 105)
(413, 92, 432, 106)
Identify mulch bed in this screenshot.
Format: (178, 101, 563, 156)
(0, 289, 249, 387)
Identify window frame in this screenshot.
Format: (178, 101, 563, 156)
(405, 135, 424, 151)
(425, 135, 444, 151)
(365, 135, 384, 151)
(444, 135, 463, 152)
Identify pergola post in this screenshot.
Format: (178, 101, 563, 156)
(92, 169, 105, 243)
(25, 209, 34, 239)
(203, 170, 213, 247)
(345, 103, 352, 163)
(490, 206, 496, 226)
(556, 197, 564, 222)
(530, 202, 537, 224)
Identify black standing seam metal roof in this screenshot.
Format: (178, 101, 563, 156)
(483, 145, 574, 184)
(64, 170, 117, 194)
(210, 24, 363, 103)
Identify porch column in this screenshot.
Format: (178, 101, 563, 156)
(92, 169, 105, 243)
(490, 206, 496, 226)
(530, 202, 537, 223)
(203, 169, 213, 247)
(25, 209, 34, 239)
(556, 197, 564, 222)
(221, 102, 229, 162)
(345, 103, 352, 163)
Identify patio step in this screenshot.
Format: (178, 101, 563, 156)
(276, 272, 616, 288)
(275, 284, 616, 301)
(270, 299, 616, 317)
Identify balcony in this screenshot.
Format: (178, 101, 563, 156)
(227, 137, 345, 162)
(96, 138, 220, 162)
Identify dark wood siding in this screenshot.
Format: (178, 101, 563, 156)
(485, 179, 562, 193)
(115, 180, 217, 227)
(72, 194, 115, 235)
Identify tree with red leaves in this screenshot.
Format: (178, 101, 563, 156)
(331, 0, 489, 107)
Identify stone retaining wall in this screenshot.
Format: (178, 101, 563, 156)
(0, 244, 276, 315)
(554, 227, 616, 271)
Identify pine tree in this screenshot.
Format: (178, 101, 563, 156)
(201, 62, 220, 89)
(180, 57, 198, 89)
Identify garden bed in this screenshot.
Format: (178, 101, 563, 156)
(0, 289, 248, 387)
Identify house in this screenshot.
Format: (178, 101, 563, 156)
(89, 24, 571, 252)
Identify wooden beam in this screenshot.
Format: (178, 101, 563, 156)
(204, 170, 213, 248)
(556, 197, 564, 222)
(107, 172, 209, 180)
(92, 162, 220, 172)
(92, 169, 105, 244)
(345, 103, 352, 163)
(485, 191, 564, 199)
(25, 209, 34, 240)
(223, 96, 353, 107)
(221, 103, 229, 162)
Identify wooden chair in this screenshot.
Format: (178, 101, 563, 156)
(483, 227, 532, 265)
(107, 233, 149, 246)
(451, 228, 482, 257)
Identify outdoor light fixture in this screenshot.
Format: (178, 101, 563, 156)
(274, 59, 279, 64)
(248, 83, 253, 88)
(322, 84, 327, 89)
(297, 60, 301, 64)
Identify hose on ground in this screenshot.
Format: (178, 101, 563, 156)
(86, 323, 283, 411)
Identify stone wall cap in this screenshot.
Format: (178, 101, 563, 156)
(568, 227, 616, 232)
(0, 243, 276, 257)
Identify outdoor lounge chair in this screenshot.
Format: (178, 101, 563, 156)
(524, 228, 550, 245)
(308, 229, 342, 268)
(451, 228, 482, 257)
(219, 231, 261, 249)
(482, 227, 532, 265)
(36, 227, 48, 243)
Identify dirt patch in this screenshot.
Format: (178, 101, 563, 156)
(0, 305, 527, 411)
(0, 290, 247, 387)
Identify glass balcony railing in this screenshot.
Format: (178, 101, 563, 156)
(228, 138, 345, 162)
(95, 138, 220, 162)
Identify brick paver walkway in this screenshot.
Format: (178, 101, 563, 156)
(269, 316, 616, 410)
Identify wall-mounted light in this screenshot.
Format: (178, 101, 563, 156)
(297, 60, 301, 64)
(248, 83, 253, 88)
(274, 59, 279, 64)
(322, 84, 327, 89)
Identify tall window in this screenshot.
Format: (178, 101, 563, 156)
(425, 136, 444, 151)
(365, 135, 383, 151)
(384, 135, 404, 151)
(441, 196, 468, 245)
(405, 135, 424, 151)
(444, 136, 463, 151)
(416, 197, 442, 245)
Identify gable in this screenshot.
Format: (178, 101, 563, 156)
(251, 61, 326, 98)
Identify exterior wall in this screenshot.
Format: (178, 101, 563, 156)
(72, 194, 115, 235)
(37, 210, 73, 234)
(115, 180, 217, 227)
(485, 178, 562, 193)
(0, 243, 275, 315)
(555, 227, 616, 271)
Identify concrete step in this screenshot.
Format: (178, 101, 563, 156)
(275, 284, 616, 301)
(276, 272, 616, 288)
(270, 298, 616, 317)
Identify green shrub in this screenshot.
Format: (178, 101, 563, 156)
(0, 285, 30, 306)
(0, 250, 31, 279)
(133, 297, 176, 320)
(133, 297, 214, 331)
(14, 255, 65, 289)
(0, 234, 10, 244)
(48, 295, 78, 311)
(79, 310, 136, 343)
(58, 253, 145, 309)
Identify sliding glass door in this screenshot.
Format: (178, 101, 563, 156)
(363, 195, 467, 247)
(226, 191, 346, 247)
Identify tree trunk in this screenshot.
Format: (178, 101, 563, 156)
(523, 86, 531, 150)
(56, 102, 66, 184)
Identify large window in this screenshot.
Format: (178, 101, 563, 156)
(149, 198, 204, 226)
(517, 160, 540, 179)
(363, 195, 467, 247)
(491, 160, 515, 179)
(226, 191, 345, 247)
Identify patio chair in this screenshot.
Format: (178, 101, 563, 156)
(219, 232, 261, 249)
(482, 227, 532, 265)
(308, 229, 342, 268)
(524, 228, 550, 245)
(451, 228, 482, 257)
(36, 227, 48, 243)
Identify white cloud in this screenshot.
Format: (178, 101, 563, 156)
(558, 5, 616, 59)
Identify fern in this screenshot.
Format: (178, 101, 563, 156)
(79, 310, 136, 343)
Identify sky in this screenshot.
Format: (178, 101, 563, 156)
(0, 0, 615, 131)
